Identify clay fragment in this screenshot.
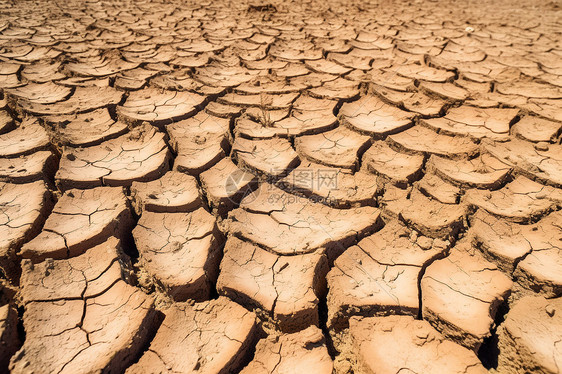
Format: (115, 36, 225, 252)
(44, 108, 128, 147)
(0, 151, 56, 183)
(200, 157, 257, 216)
(167, 112, 230, 175)
(0, 304, 19, 371)
(295, 126, 371, 170)
(363, 141, 424, 187)
(345, 316, 487, 374)
(130, 171, 202, 214)
(464, 176, 562, 222)
(339, 95, 415, 137)
(0, 118, 50, 158)
(232, 136, 299, 177)
(20, 186, 133, 262)
(483, 138, 562, 187)
(117, 88, 206, 126)
(0, 181, 51, 282)
(126, 297, 257, 374)
(473, 210, 562, 297)
(240, 326, 333, 373)
(56, 124, 170, 189)
(327, 220, 448, 329)
(218, 236, 328, 332)
(133, 208, 222, 301)
(225, 184, 381, 258)
(388, 125, 479, 159)
(421, 241, 513, 350)
(280, 160, 380, 208)
(497, 295, 562, 374)
(427, 153, 511, 189)
(11, 238, 157, 374)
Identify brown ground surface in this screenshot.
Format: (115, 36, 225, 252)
(0, 0, 561, 372)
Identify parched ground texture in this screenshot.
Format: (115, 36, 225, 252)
(0, 0, 561, 372)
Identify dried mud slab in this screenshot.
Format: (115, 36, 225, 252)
(234, 117, 288, 139)
(130, 171, 201, 215)
(0, 304, 19, 371)
(308, 78, 360, 100)
(117, 88, 206, 125)
(369, 70, 416, 92)
(496, 79, 562, 99)
(115, 67, 159, 90)
(363, 141, 424, 187)
(200, 157, 257, 216)
(419, 81, 469, 101)
(127, 297, 257, 374)
(66, 56, 138, 77)
(195, 64, 261, 88)
(472, 210, 562, 297)
(339, 95, 415, 137)
(381, 186, 467, 238)
(421, 106, 518, 140)
(240, 326, 333, 374)
(269, 43, 323, 61)
(18, 237, 130, 303)
(18, 86, 122, 115)
(20, 187, 132, 262)
(234, 76, 305, 95)
(497, 295, 562, 374)
(483, 138, 562, 187)
(295, 126, 371, 170)
(464, 176, 562, 222)
(205, 101, 243, 119)
(416, 171, 461, 204)
(327, 220, 448, 329)
(237, 97, 338, 138)
(232, 137, 299, 177)
(133, 208, 222, 301)
(217, 237, 328, 332)
(471, 210, 532, 274)
(0, 74, 21, 89)
(346, 316, 487, 374)
(289, 96, 338, 131)
(427, 153, 511, 189)
(0, 150, 56, 183)
(421, 243, 513, 350)
(306, 58, 352, 75)
(522, 98, 562, 123)
(148, 71, 222, 96)
(511, 115, 561, 143)
(5, 82, 72, 104)
(0, 110, 13, 134)
(11, 238, 156, 374)
(56, 124, 170, 189)
(218, 92, 298, 109)
(44, 108, 128, 147)
(226, 184, 381, 258)
(281, 161, 380, 207)
(328, 52, 370, 70)
(388, 125, 479, 159)
(372, 86, 447, 117)
(167, 112, 230, 175)
(0, 181, 51, 282)
(21, 61, 65, 82)
(395, 63, 455, 82)
(0, 118, 50, 157)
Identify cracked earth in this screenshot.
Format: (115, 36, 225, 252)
(0, 0, 561, 373)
